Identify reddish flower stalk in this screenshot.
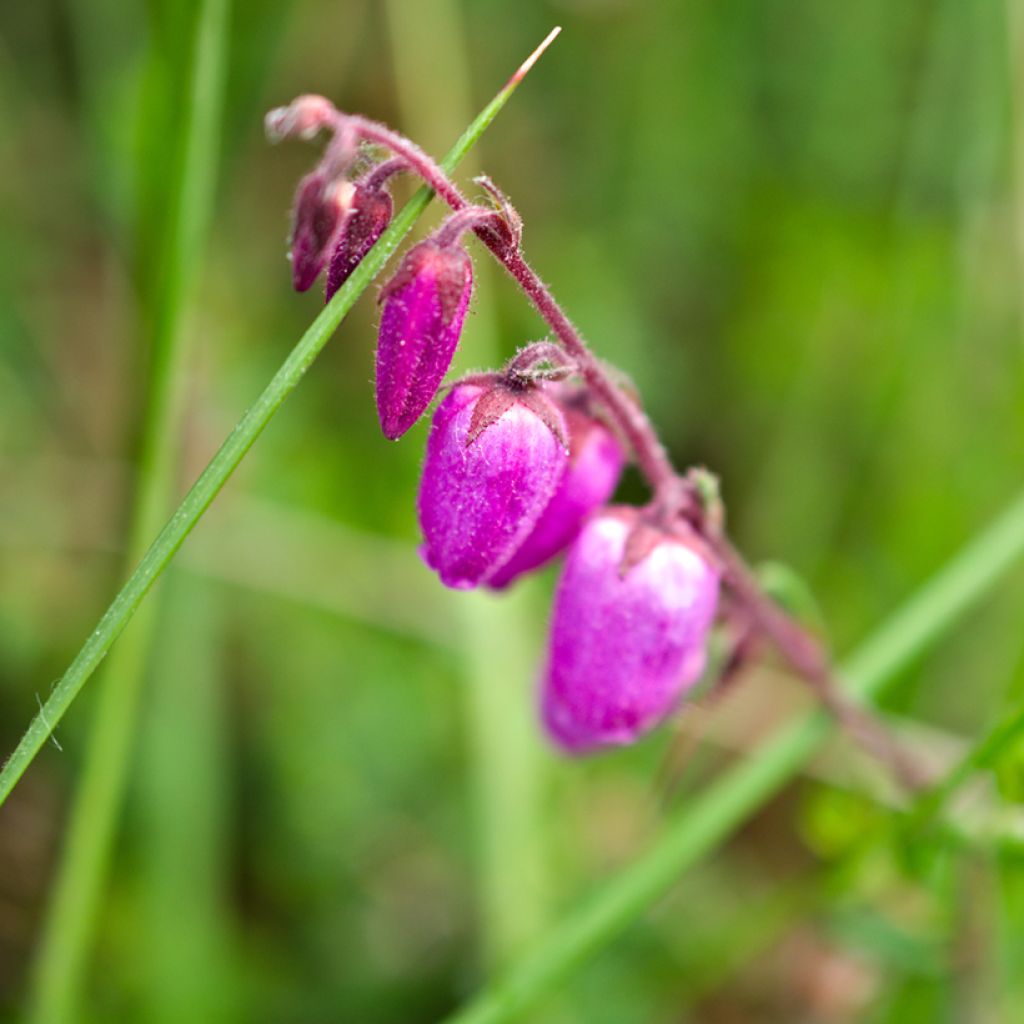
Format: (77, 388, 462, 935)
(276, 97, 927, 787)
(331, 110, 681, 498)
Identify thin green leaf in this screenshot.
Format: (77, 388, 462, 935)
(0, 29, 559, 810)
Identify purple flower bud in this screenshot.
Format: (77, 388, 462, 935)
(324, 183, 393, 301)
(487, 397, 625, 588)
(541, 509, 720, 754)
(290, 172, 353, 292)
(376, 241, 473, 440)
(418, 382, 569, 590)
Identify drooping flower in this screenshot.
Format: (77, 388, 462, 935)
(265, 94, 337, 141)
(290, 171, 353, 292)
(376, 241, 473, 440)
(487, 390, 625, 588)
(324, 181, 393, 301)
(418, 381, 569, 589)
(541, 509, 720, 754)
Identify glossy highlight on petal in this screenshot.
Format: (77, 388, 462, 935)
(487, 401, 624, 588)
(376, 243, 473, 440)
(541, 510, 720, 754)
(417, 384, 569, 589)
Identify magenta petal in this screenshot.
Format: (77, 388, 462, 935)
(541, 511, 720, 754)
(487, 407, 624, 588)
(376, 244, 473, 440)
(417, 384, 569, 590)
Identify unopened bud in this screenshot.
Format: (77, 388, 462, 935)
(376, 241, 473, 440)
(289, 172, 354, 292)
(418, 382, 569, 589)
(324, 182, 393, 300)
(542, 509, 720, 753)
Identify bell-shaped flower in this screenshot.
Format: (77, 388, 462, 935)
(541, 509, 720, 753)
(376, 240, 473, 440)
(487, 392, 624, 588)
(418, 381, 569, 589)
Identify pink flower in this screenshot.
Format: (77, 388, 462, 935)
(488, 392, 624, 588)
(542, 509, 720, 753)
(418, 382, 569, 589)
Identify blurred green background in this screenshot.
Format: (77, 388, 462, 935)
(2, 0, 1024, 1021)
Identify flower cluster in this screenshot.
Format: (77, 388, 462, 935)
(267, 94, 726, 755)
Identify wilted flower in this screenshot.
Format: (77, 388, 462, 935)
(290, 171, 353, 292)
(376, 240, 473, 440)
(487, 391, 624, 588)
(418, 381, 569, 589)
(542, 509, 720, 753)
(325, 181, 394, 300)
(265, 94, 336, 141)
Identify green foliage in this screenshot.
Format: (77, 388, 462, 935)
(1, 1, 1024, 1022)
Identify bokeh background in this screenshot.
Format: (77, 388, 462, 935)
(2, 0, 1024, 1021)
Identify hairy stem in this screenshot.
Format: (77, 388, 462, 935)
(434, 205, 501, 248)
(346, 114, 469, 211)
(360, 155, 406, 192)
(501, 250, 678, 494)
(331, 112, 680, 494)
(350, 113, 924, 787)
(710, 534, 930, 790)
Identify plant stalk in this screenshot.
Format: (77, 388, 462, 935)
(330, 109, 924, 788)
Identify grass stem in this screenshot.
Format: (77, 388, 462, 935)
(0, 29, 552, 809)
(27, 1, 231, 1017)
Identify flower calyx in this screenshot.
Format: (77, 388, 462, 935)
(471, 175, 523, 254)
(611, 505, 719, 581)
(465, 375, 569, 452)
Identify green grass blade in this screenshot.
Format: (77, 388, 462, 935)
(909, 702, 1024, 830)
(446, 488, 1024, 1024)
(27, 0, 232, 1017)
(0, 33, 554, 809)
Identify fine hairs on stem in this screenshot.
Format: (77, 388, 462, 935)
(278, 92, 928, 790)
